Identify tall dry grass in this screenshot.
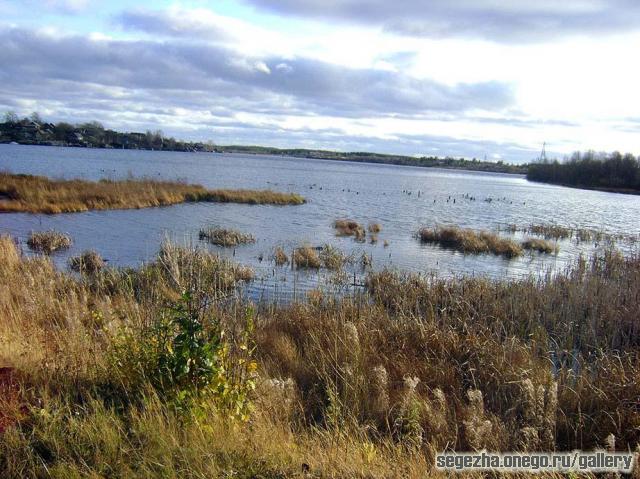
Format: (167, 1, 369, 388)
(418, 226, 523, 258)
(0, 235, 639, 477)
(0, 172, 305, 214)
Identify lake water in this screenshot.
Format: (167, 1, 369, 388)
(1, 144, 639, 300)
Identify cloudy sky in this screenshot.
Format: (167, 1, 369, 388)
(1, 0, 639, 162)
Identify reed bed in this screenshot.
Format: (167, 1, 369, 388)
(334, 219, 366, 241)
(292, 245, 322, 269)
(522, 238, 558, 254)
(199, 227, 255, 246)
(26, 230, 72, 254)
(68, 250, 105, 273)
(272, 246, 289, 266)
(0, 172, 305, 214)
(0, 235, 639, 477)
(418, 226, 523, 258)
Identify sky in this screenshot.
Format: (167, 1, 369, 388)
(1, 1, 639, 162)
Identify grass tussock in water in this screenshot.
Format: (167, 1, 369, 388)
(272, 246, 289, 266)
(522, 238, 559, 254)
(418, 226, 523, 258)
(334, 219, 366, 242)
(292, 245, 322, 269)
(0, 235, 639, 477)
(0, 172, 305, 214)
(199, 227, 256, 247)
(26, 230, 72, 254)
(368, 222, 382, 234)
(68, 250, 105, 273)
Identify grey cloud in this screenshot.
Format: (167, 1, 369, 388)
(241, 0, 640, 42)
(116, 9, 232, 41)
(0, 26, 514, 119)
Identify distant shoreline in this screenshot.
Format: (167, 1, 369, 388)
(0, 139, 527, 175)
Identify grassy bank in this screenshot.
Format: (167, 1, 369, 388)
(0, 236, 639, 477)
(0, 173, 305, 214)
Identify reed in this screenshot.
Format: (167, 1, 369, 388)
(26, 230, 72, 254)
(68, 250, 105, 273)
(334, 219, 366, 241)
(0, 172, 305, 214)
(0, 236, 639, 477)
(272, 246, 289, 266)
(198, 227, 255, 246)
(292, 245, 322, 269)
(522, 238, 558, 254)
(418, 226, 523, 258)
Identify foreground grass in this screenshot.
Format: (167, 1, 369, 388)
(0, 236, 639, 477)
(0, 172, 305, 214)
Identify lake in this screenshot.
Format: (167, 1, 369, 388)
(1, 144, 639, 300)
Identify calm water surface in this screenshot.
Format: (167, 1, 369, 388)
(1, 144, 639, 300)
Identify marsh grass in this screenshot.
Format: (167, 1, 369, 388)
(527, 224, 572, 240)
(1, 235, 640, 477)
(272, 246, 289, 266)
(418, 226, 523, 258)
(199, 227, 255, 247)
(0, 172, 305, 214)
(293, 245, 322, 269)
(68, 250, 105, 273)
(334, 219, 366, 242)
(26, 230, 72, 254)
(368, 223, 382, 234)
(522, 238, 558, 254)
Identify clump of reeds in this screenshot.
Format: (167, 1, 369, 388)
(528, 224, 571, 240)
(319, 244, 347, 270)
(199, 227, 255, 247)
(0, 172, 305, 214)
(68, 250, 105, 273)
(26, 230, 72, 254)
(334, 219, 366, 242)
(418, 226, 522, 258)
(368, 223, 382, 234)
(293, 245, 322, 269)
(272, 246, 289, 266)
(522, 238, 558, 254)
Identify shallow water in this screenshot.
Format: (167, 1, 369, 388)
(1, 144, 639, 300)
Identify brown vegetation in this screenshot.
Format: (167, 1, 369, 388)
(26, 230, 72, 254)
(0, 172, 305, 214)
(334, 219, 366, 241)
(522, 238, 558, 254)
(418, 226, 523, 258)
(272, 246, 289, 266)
(199, 227, 255, 246)
(292, 245, 322, 269)
(0, 235, 639, 477)
(68, 250, 105, 273)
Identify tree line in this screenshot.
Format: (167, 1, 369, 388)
(527, 151, 640, 192)
(0, 111, 216, 152)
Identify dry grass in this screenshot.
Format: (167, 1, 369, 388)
(68, 250, 105, 273)
(528, 224, 572, 240)
(334, 219, 366, 242)
(522, 238, 558, 254)
(0, 172, 305, 214)
(272, 246, 289, 266)
(0, 235, 639, 477)
(418, 226, 523, 258)
(293, 245, 322, 269)
(199, 227, 255, 247)
(368, 222, 382, 234)
(26, 230, 72, 254)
